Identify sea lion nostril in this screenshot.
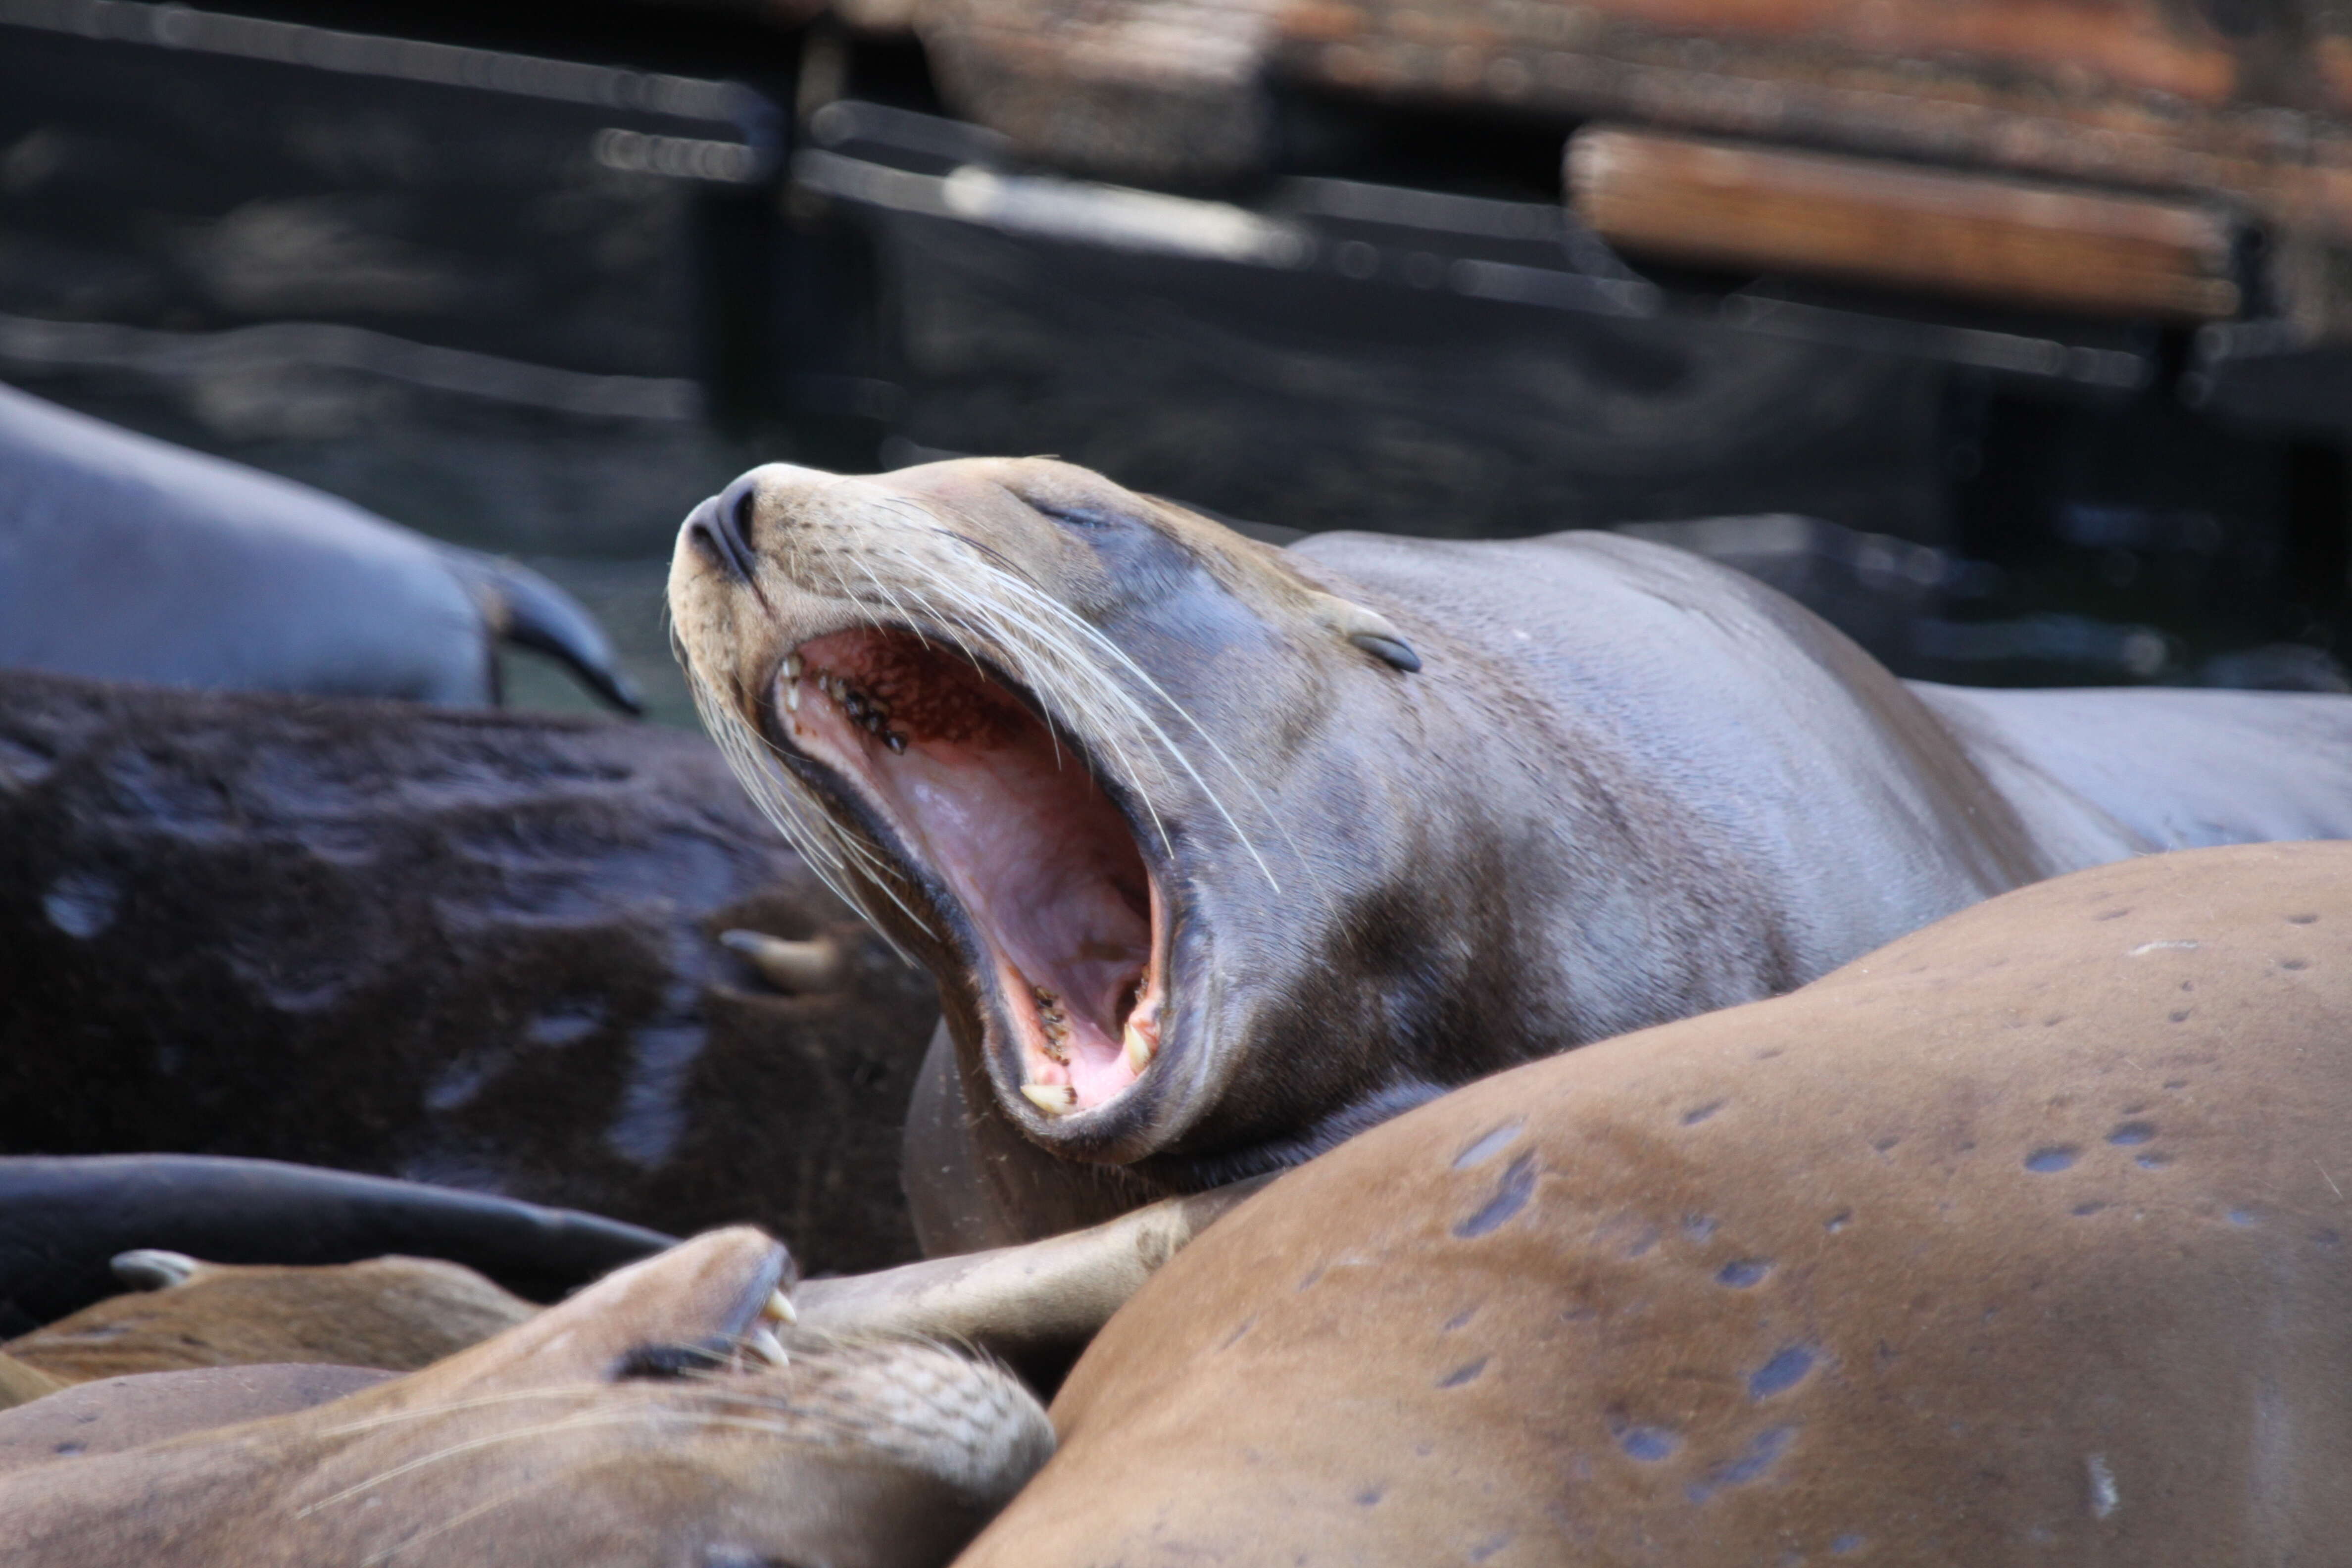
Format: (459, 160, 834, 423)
(687, 488, 760, 584)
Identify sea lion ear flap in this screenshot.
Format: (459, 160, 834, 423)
(1308, 591, 1423, 674)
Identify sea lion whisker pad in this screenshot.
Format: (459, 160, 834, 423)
(670, 456, 2352, 1249)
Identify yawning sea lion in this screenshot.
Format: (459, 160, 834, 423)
(666, 457, 2352, 1250)
(964, 839, 2352, 1565)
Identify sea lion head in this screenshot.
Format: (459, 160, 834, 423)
(669, 458, 1437, 1173)
(4, 1227, 1055, 1568)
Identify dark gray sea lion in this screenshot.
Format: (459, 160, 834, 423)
(666, 457, 2352, 1251)
(964, 839, 2352, 1566)
(0, 1155, 670, 1332)
(0, 672, 942, 1270)
(0, 1227, 1051, 1568)
(0, 381, 639, 711)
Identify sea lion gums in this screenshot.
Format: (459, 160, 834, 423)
(0, 1227, 1052, 1568)
(669, 457, 2352, 1250)
(966, 840, 2352, 1566)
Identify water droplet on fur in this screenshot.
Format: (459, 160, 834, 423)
(1616, 1425, 1679, 1462)
(1749, 1346, 1816, 1398)
(1454, 1153, 1536, 1238)
(1452, 1123, 1522, 1170)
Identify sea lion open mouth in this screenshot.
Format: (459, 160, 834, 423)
(668, 459, 1307, 1166)
(762, 623, 1168, 1116)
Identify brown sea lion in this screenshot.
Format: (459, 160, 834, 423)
(958, 839, 2352, 1566)
(665, 457, 2352, 1251)
(0, 1227, 1052, 1568)
(3, 1250, 535, 1385)
(0, 1364, 395, 1454)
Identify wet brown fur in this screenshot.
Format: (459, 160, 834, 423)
(0, 1229, 1052, 1568)
(4, 1255, 535, 1385)
(962, 841, 2352, 1566)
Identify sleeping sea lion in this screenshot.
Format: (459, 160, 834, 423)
(0, 381, 640, 712)
(962, 838, 2352, 1566)
(665, 457, 2352, 1250)
(0, 1227, 1052, 1568)
(4, 1250, 535, 1385)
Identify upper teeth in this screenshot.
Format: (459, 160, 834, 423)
(785, 661, 907, 752)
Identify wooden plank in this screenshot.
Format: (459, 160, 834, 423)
(1569, 127, 2241, 320)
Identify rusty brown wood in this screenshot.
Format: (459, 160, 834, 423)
(1571, 125, 2241, 318)
(829, 0, 2352, 334)
(1265, 0, 2352, 234)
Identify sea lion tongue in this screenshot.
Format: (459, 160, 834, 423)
(783, 623, 1164, 1114)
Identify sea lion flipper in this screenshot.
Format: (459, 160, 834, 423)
(1304, 589, 1421, 672)
(441, 547, 645, 715)
(108, 1250, 199, 1292)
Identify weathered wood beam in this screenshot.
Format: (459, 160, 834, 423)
(1570, 127, 2241, 320)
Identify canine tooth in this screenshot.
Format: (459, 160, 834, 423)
(1124, 1020, 1157, 1075)
(784, 653, 803, 680)
(1022, 1082, 1079, 1115)
(784, 680, 801, 712)
(761, 1288, 798, 1326)
(746, 1326, 789, 1367)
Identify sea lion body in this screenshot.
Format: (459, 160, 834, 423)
(0, 1155, 673, 1328)
(0, 1228, 1052, 1568)
(0, 382, 638, 711)
(4, 1253, 535, 1384)
(666, 458, 2352, 1251)
(963, 840, 2352, 1566)
(0, 1364, 394, 1452)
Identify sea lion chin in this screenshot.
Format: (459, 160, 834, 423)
(668, 456, 2352, 1252)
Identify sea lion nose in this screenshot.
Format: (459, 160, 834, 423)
(685, 476, 762, 583)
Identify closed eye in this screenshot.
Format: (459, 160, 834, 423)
(1032, 501, 1121, 530)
